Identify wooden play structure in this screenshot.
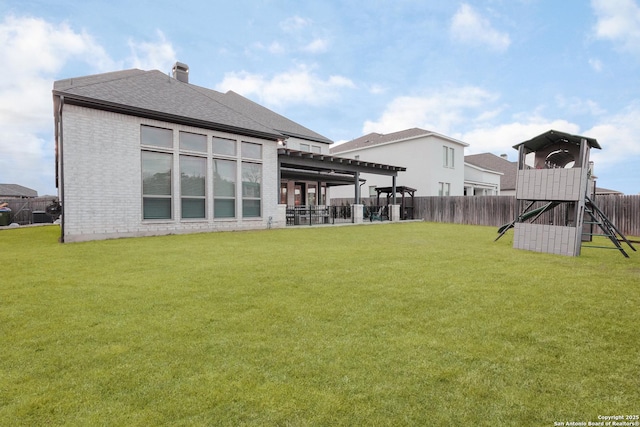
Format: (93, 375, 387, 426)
(497, 130, 636, 257)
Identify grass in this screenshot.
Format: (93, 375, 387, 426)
(1, 223, 639, 426)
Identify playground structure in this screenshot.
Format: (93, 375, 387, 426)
(496, 130, 636, 257)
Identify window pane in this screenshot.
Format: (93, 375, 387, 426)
(214, 199, 235, 218)
(141, 125, 173, 148)
(300, 143, 310, 152)
(142, 151, 172, 195)
(242, 142, 262, 159)
(180, 156, 206, 197)
(180, 131, 206, 152)
(143, 197, 171, 219)
(214, 159, 236, 197)
(311, 145, 321, 153)
(213, 137, 236, 156)
(243, 199, 261, 217)
(242, 163, 261, 197)
(450, 147, 455, 168)
(182, 198, 205, 219)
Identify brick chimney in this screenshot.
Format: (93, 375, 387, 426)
(172, 62, 189, 83)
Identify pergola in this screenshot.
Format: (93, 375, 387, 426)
(277, 148, 406, 203)
(375, 186, 416, 220)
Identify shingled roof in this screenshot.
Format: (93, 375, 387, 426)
(465, 153, 518, 192)
(191, 88, 333, 144)
(331, 128, 468, 154)
(53, 68, 332, 144)
(0, 183, 38, 198)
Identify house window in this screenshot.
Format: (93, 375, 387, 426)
(443, 146, 455, 168)
(242, 141, 262, 159)
(180, 155, 206, 219)
(300, 143, 310, 152)
(213, 159, 236, 218)
(141, 126, 173, 219)
(141, 125, 173, 149)
(142, 151, 172, 219)
(213, 137, 236, 156)
(242, 162, 262, 217)
(180, 131, 206, 152)
(438, 182, 450, 196)
(311, 145, 321, 154)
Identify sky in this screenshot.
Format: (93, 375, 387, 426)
(1, 0, 640, 196)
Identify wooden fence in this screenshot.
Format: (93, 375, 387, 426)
(1, 197, 60, 225)
(331, 195, 640, 237)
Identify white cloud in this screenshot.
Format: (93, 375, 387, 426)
(0, 15, 176, 194)
(127, 30, 176, 72)
(584, 104, 640, 167)
(215, 65, 356, 107)
(268, 41, 285, 54)
(450, 3, 511, 52)
(592, 0, 640, 54)
(588, 58, 603, 72)
(555, 95, 606, 116)
(362, 86, 498, 135)
(460, 118, 581, 155)
(368, 84, 387, 95)
(302, 38, 329, 53)
(280, 16, 311, 32)
(0, 15, 117, 194)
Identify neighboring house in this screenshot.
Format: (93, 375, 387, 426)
(0, 184, 38, 198)
(465, 153, 623, 196)
(330, 128, 469, 198)
(595, 187, 623, 196)
(53, 62, 404, 242)
(463, 162, 502, 196)
(464, 153, 518, 196)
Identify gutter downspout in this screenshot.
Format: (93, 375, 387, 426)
(57, 95, 65, 242)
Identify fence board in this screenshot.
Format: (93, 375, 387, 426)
(331, 195, 640, 237)
(1, 197, 59, 225)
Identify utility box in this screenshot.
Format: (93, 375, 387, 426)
(0, 211, 10, 226)
(32, 211, 52, 224)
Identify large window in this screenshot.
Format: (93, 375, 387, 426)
(242, 141, 262, 159)
(438, 182, 450, 196)
(443, 146, 455, 168)
(142, 151, 172, 219)
(142, 125, 173, 148)
(214, 159, 236, 218)
(213, 137, 236, 156)
(141, 126, 173, 219)
(180, 131, 207, 152)
(140, 126, 264, 221)
(180, 155, 206, 219)
(241, 142, 262, 218)
(242, 162, 262, 217)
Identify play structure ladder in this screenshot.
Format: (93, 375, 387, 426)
(583, 196, 636, 258)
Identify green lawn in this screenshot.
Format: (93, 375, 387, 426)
(1, 223, 638, 426)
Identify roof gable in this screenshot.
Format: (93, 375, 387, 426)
(331, 127, 468, 153)
(54, 70, 283, 140)
(191, 89, 332, 144)
(0, 183, 38, 197)
(514, 129, 601, 151)
(465, 153, 518, 191)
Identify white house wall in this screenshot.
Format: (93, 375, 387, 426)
(61, 105, 279, 242)
(284, 136, 331, 154)
(330, 135, 465, 198)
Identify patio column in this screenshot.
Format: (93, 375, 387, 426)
(392, 175, 397, 205)
(354, 171, 360, 204)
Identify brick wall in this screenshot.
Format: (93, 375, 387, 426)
(61, 105, 280, 242)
